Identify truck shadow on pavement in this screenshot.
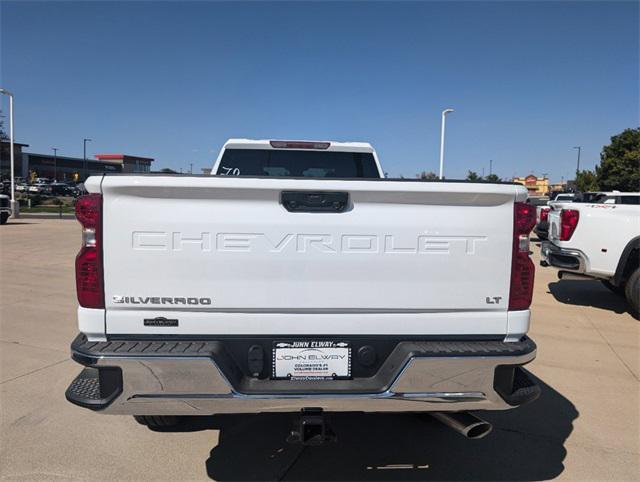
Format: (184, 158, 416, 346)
(548, 279, 630, 315)
(161, 376, 577, 481)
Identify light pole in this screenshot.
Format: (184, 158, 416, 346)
(439, 108, 454, 179)
(52, 148, 59, 181)
(83, 138, 92, 180)
(489, 159, 493, 176)
(573, 146, 581, 176)
(0, 88, 18, 217)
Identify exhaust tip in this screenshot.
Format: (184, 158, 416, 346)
(465, 421, 493, 439)
(431, 412, 493, 440)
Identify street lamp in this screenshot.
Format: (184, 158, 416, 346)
(573, 146, 581, 176)
(52, 147, 59, 180)
(439, 108, 454, 179)
(0, 88, 18, 217)
(83, 138, 92, 180)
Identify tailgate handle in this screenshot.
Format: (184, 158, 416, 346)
(281, 191, 349, 213)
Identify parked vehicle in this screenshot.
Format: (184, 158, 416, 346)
(549, 191, 575, 201)
(549, 192, 575, 206)
(541, 194, 640, 317)
(50, 182, 80, 197)
(526, 196, 549, 206)
(28, 183, 52, 195)
(65, 139, 540, 441)
(527, 197, 550, 240)
(0, 194, 11, 224)
(598, 192, 640, 205)
(575, 191, 606, 203)
(534, 205, 551, 240)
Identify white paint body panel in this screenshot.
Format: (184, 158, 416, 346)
(77, 307, 106, 341)
(86, 175, 529, 337)
(548, 202, 640, 277)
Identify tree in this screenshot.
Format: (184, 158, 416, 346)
(575, 169, 599, 192)
(417, 171, 438, 180)
(159, 167, 177, 174)
(596, 128, 640, 192)
(466, 170, 481, 181)
(484, 173, 500, 183)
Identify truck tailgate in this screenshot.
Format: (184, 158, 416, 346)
(97, 176, 524, 335)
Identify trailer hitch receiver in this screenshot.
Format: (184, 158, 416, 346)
(287, 408, 336, 446)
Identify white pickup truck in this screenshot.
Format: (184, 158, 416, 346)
(541, 193, 640, 317)
(66, 139, 540, 442)
(0, 194, 11, 224)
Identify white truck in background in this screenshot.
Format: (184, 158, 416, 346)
(66, 139, 540, 443)
(541, 193, 640, 317)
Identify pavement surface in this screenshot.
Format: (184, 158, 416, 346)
(1, 218, 638, 481)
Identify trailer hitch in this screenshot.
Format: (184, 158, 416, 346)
(286, 408, 336, 446)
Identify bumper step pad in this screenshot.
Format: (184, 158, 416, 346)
(71, 334, 536, 358)
(494, 365, 541, 406)
(65, 367, 122, 410)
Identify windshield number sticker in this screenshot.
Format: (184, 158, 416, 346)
(220, 166, 240, 176)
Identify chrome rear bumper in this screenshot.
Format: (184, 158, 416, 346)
(540, 241, 587, 272)
(66, 335, 539, 415)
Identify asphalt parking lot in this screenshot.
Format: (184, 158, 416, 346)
(1, 218, 638, 481)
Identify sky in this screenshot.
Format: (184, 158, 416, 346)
(1, 1, 638, 181)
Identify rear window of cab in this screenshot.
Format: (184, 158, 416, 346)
(216, 149, 380, 179)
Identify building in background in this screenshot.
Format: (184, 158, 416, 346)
(512, 174, 550, 196)
(94, 154, 153, 174)
(549, 181, 568, 193)
(0, 140, 29, 179)
(1, 140, 154, 181)
(22, 152, 120, 181)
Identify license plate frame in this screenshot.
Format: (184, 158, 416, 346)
(272, 341, 351, 380)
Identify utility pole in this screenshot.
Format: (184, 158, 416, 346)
(489, 159, 493, 176)
(52, 148, 59, 181)
(83, 138, 92, 180)
(573, 146, 581, 176)
(438, 108, 454, 179)
(190, 163, 193, 174)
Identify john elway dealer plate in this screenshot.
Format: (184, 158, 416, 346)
(272, 341, 351, 380)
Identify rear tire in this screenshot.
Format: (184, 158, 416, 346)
(601, 280, 624, 296)
(134, 415, 182, 428)
(0, 212, 8, 225)
(624, 268, 640, 319)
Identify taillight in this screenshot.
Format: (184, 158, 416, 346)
(509, 202, 536, 311)
(75, 194, 104, 308)
(540, 207, 550, 222)
(559, 209, 579, 241)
